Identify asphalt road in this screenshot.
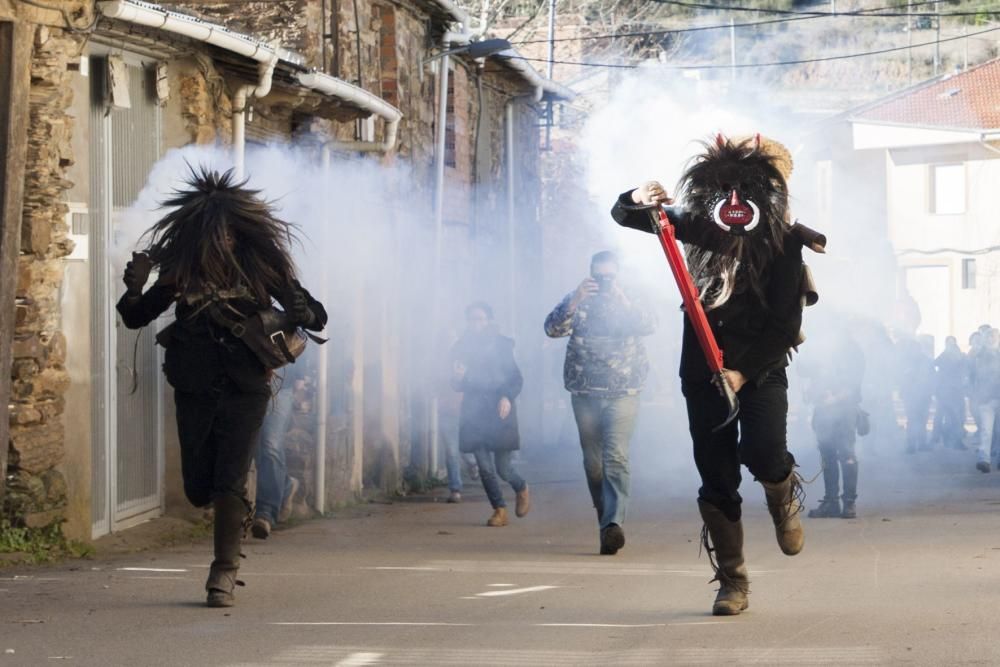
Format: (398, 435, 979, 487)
(2, 442, 999, 666)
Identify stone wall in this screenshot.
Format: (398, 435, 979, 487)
(5, 26, 80, 528)
(166, 2, 322, 68)
(177, 56, 234, 145)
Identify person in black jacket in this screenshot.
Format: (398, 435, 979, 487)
(116, 168, 327, 608)
(800, 322, 866, 519)
(451, 302, 530, 527)
(611, 135, 807, 617)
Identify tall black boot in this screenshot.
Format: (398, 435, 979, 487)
(205, 494, 250, 608)
(760, 470, 805, 555)
(698, 499, 749, 616)
(809, 450, 841, 518)
(840, 459, 859, 519)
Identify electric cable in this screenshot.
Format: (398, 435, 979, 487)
(897, 246, 1000, 255)
(651, 0, 998, 19)
(511, 0, 948, 45)
(504, 24, 1000, 69)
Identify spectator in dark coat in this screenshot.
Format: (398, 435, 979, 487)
(932, 336, 968, 451)
(451, 302, 530, 526)
(896, 334, 934, 453)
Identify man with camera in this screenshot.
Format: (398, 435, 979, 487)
(545, 251, 656, 555)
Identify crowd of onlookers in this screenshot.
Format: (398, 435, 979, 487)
(894, 324, 1000, 473)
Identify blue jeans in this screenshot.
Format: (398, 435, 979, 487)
(571, 393, 640, 529)
(977, 399, 999, 465)
(472, 449, 525, 509)
(254, 387, 295, 523)
(441, 414, 463, 493)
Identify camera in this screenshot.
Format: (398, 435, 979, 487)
(593, 274, 615, 292)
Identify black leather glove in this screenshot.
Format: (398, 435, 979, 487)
(123, 252, 153, 295)
(288, 290, 316, 327)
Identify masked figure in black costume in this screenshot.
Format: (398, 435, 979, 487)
(117, 168, 327, 607)
(612, 135, 810, 616)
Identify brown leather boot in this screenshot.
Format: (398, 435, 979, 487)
(698, 499, 749, 616)
(486, 507, 509, 527)
(205, 494, 249, 607)
(205, 562, 241, 608)
(515, 485, 531, 518)
(760, 470, 805, 556)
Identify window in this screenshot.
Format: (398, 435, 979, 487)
(929, 163, 965, 215)
(962, 258, 976, 289)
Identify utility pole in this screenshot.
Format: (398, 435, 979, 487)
(830, 0, 836, 14)
(963, 24, 968, 71)
(729, 17, 736, 83)
(907, 0, 913, 83)
(934, 1, 940, 76)
(545, 0, 555, 149)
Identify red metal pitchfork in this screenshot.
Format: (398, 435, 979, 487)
(650, 206, 740, 431)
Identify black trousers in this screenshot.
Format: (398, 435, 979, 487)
(683, 368, 795, 522)
(174, 381, 270, 508)
(932, 393, 965, 448)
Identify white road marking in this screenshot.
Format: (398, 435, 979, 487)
(116, 567, 188, 573)
(248, 645, 882, 666)
(269, 619, 731, 630)
(333, 652, 384, 667)
(539, 623, 667, 628)
(475, 585, 557, 597)
(270, 622, 473, 627)
(538, 621, 726, 628)
(670, 647, 882, 664)
(487, 583, 515, 587)
(367, 560, 779, 577)
(256, 646, 679, 665)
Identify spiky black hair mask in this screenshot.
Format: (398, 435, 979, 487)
(678, 134, 791, 310)
(141, 166, 299, 305)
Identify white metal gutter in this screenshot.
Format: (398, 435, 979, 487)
(495, 49, 576, 102)
(98, 0, 284, 63)
(97, 0, 403, 152)
(299, 72, 402, 153)
(429, 0, 469, 26)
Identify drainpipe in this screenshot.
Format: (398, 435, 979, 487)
(505, 87, 542, 336)
(428, 28, 475, 479)
(428, 48, 451, 479)
(233, 52, 279, 179)
(311, 149, 334, 514)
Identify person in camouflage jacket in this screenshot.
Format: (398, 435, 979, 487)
(545, 251, 655, 555)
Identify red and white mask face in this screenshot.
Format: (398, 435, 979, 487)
(712, 189, 760, 236)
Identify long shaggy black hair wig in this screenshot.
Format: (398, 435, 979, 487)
(140, 166, 299, 305)
(678, 135, 790, 311)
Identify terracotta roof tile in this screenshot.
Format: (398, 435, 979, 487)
(853, 58, 1000, 131)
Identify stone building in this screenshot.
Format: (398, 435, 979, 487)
(0, 0, 572, 541)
